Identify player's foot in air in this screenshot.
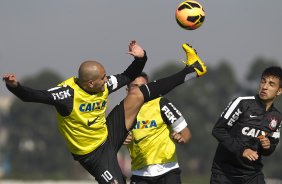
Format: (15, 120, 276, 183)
(182, 43, 207, 77)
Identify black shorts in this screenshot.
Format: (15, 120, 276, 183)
(73, 100, 129, 184)
(130, 168, 181, 184)
(210, 172, 265, 184)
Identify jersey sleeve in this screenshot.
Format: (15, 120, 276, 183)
(7, 83, 75, 116)
(212, 97, 245, 156)
(106, 74, 130, 94)
(159, 97, 187, 133)
(122, 51, 147, 81)
(6, 83, 57, 105)
(106, 52, 147, 94)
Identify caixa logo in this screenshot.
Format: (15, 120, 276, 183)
(242, 127, 266, 138)
(79, 100, 107, 112)
(133, 120, 157, 129)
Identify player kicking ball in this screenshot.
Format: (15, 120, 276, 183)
(3, 41, 206, 184)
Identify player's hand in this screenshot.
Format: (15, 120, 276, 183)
(127, 40, 145, 58)
(171, 132, 185, 144)
(242, 148, 259, 161)
(123, 132, 133, 145)
(258, 135, 271, 150)
(2, 73, 19, 87)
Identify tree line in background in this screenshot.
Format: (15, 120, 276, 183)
(0, 57, 281, 180)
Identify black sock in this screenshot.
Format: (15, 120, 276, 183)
(139, 66, 196, 102)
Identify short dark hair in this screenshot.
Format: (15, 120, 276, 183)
(127, 72, 149, 87)
(261, 66, 282, 87)
(137, 72, 149, 82)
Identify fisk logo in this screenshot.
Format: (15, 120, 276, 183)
(133, 120, 157, 129)
(168, 103, 182, 116)
(51, 90, 71, 100)
(162, 106, 177, 123)
(227, 108, 242, 126)
(79, 100, 107, 112)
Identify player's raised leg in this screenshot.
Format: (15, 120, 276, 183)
(124, 43, 207, 130)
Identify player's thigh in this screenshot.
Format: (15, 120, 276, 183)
(162, 168, 181, 184)
(130, 175, 152, 184)
(106, 101, 128, 151)
(246, 173, 265, 184)
(78, 139, 125, 184)
(123, 88, 144, 129)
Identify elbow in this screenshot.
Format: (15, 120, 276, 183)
(18, 96, 31, 102)
(21, 98, 29, 102)
(211, 128, 217, 138)
(260, 147, 275, 156)
(211, 128, 221, 142)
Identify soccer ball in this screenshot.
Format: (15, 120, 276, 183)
(175, 0, 205, 30)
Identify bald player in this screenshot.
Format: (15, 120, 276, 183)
(3, 40, 207, 184)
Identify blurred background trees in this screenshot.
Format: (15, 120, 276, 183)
(0, 58, 281, 181)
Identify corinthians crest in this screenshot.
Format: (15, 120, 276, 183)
(269, 118, 278, 130)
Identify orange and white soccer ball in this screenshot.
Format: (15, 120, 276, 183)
(175, 0, 205, 30)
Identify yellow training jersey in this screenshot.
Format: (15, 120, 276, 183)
(128, 97, 183, 170)
(55, 77, 109, 155)
(6, 54, 148, 156)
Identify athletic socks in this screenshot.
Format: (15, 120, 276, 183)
(139, 66, 197, 102)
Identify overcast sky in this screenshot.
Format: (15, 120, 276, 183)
(1, 0, 282, 101)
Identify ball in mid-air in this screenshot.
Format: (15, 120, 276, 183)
(175, 0, 205, 30)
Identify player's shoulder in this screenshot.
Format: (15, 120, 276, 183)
(55, 77, 77, 89)
(47, 77, 75, 96)
(159, 97, 172, 107)
(230, 95, 256, 105)
(233, 95, 255, 101)
(106, 74, 124, 92)
(272, 105, 282, 116)
(159, 97, 182, 115)
(160, 96, 170, 103)
(48, 84, 72, 92)
(223, 96, 255, 112)
(106, 75, 118, 86)
(48, 77, 74, 92)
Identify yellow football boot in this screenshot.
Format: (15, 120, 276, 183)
(182, 43, 207, 77)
